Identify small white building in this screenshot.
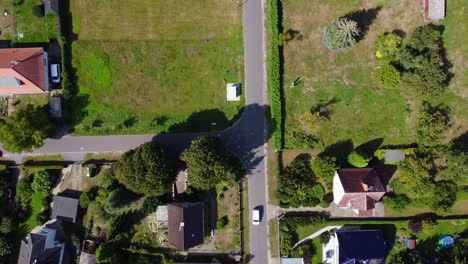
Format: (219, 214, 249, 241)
(226, 83, 241, 101)
(424, 0, 445, 21)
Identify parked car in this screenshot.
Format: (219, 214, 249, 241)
(51, 64, 61, 83)
(252, 208, 260, 225)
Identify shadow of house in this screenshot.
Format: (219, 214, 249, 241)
(344, 7, 382, 42)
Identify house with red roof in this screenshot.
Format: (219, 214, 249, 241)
(333, 168, 386, 216)
(0, 48, 49, 95)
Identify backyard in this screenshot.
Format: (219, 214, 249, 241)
(69, 0, 244, 135)
(281, 0, 468, 149)
(0, 0, 51, 42)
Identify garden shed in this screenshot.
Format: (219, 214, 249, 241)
(424, 0, 445, 21)
(226, 83, 241, 101)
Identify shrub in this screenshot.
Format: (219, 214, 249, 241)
(422, 218, 437, 233)
(402, 64, 447, 99)
(80, 190, 94, 208)
(0, 237, 11, 257)
(99, 168, 117, 189)
(430, 181, 457, 211)
(347, 150, 369, 168)
(374, 33, 402, 61)
(320, 192, 333, 208)
(216, 216, 228, 229)
(17, 175, 33, 205)
(323, 17, 360, 51)
(408, 220, 422, 233)
(36, 209, 50, 224)
(96, 244, 118, 264)
(142, 196, 162, 214)
(286, 130, 318, 149)
(31, 171, 54, 194)
(383, 194, 411, 211)
(377, 64, 401, 88)
(0, 217, 16, 234)
(32, 3, 44, 18)
(104, 187, 140, 215)
(320, 231, 331, 244)
(311, 156, 338, 181)
(268, 0, 283, 150)
(416, 103, 449, 147)
(407, 24, 442, 52)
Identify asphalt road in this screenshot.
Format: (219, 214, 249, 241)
(3, 0, 269, 262)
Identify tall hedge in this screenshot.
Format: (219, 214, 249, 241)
(268, 0, 284, 150)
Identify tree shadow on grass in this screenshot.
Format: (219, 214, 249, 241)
(355, 138, 384, 158)
(344, 7, 382, 42)
(168, 107, 244, 133)
(319, 139, 354, 167)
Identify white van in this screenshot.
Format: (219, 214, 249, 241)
(51, 64, 61, 83)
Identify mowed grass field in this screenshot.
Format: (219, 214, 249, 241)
(282, 0, 467, 148)
(70, 0, 244, 135)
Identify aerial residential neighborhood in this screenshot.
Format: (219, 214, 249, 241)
(0, 0, 465, 263)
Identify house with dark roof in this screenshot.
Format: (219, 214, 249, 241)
(17, 220, 67, 264)
(167, 202, 204, 250)
(333, 168, 386, 216)
(0, 48, 49, 94)
(335, 229, 387, 264)
(51, 196, 79, 223)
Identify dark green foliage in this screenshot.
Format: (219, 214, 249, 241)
(374, 33, 402, 61)
(320, 192, 333, 208)
(347, 150, 370, 168)
(408, 220, 422, 233)
(96, 244, 118, 264)
(398, 47, 427, 70)
(438, 146, 468, 182)
(388, 249, 422, 264)
(0, 237, 11, 257)
(383, 194, 411, 211)
(377, 64, 401, 88)
(268, 0, 283, 150)
(17, 175, 33, 205)
(36, 209, 50, 224)
(322, 17, 360, 51)
(99, 168, 117, 189)
(216, 216, 228, 229)
(32, 3, 44, 18)
(320, 231, 331, 244)
(396, 152, 434, 199)
(280, 215, 326, 255)
(106, 214, 129, 241)
(104, 187, 139, 214)
(402, 64, 447, 99)
(114, 142, 177, 196)
(0, 217, 16, 234)
(80, 190, 94, 208)
(141, 196, 161, 214)
(407, 24, 442, 52)
(449, 237, 468, 264)
(286, 129, 318, 149)
(31, 171, 54, 194)
(416, 103, 449, 147)
(430, 181, 457, 211)
(181, 136, 243, 190)
(276, 155, 322, 207)
(0, 104, 53, 153)
(311, 156, 338, 181)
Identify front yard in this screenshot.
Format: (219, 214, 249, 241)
(281, 0, 467, 149)
(69, 0, 244, 135)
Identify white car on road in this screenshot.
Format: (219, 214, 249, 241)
(252, 208, 260, 225)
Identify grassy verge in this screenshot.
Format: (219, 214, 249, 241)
(269, 218, 279, 258)
(267, 0, 284, 150)
(13, 95, 49, 110)
(84, 152, 122, 162)
(22, 154, 64, 163)
(215, 184, 241, 250)
(242, 181, 250, 258)
(267, 142, 280, 205)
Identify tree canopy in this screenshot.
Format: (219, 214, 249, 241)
(180, 136, 243, 190)
(31, 171, 54, 194)
(311, 156, 338, 181)
(0, 104, 53, 153)
(114, 142, 176, 196)
(322, 17, 360, 51)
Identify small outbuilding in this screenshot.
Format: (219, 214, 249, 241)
(281, 258, 304, 264)
(51, 196, 79, 223)
(226, 83, 241, 101)
(424, 0, 445, 21)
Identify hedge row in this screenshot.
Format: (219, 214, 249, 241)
(267, 0, 284, 151)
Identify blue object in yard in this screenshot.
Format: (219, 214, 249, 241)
(439, 235, 455, 248)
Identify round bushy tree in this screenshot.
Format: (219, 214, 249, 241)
(377, 64, 401, 88)
(323, 17, 360, 51)
(181, 136, 243, 190)
(347, 150, 369, 168)
(114, 142, 177, 196)
(32, 171, 54, 194)
(311, 156, 338, 181)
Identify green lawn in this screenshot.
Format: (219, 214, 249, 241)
(16, 192, 47, 240)
(281, 0, 468, 149)
(14, 0, 48, 43)
(69, 0, 244, 135)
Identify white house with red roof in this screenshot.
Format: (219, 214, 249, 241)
(0, 48, 49, 95)
(333, 168, 386, 216)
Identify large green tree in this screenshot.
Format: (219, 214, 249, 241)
(31, 171, 54, 194)
(311, 156, 338, 181)
(180, 136, 243, 190)
(114, 142, 176, 196)
(416, 103, 449, 147)
(0, 104, 53, 153)
(322, 17, 360, 51)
